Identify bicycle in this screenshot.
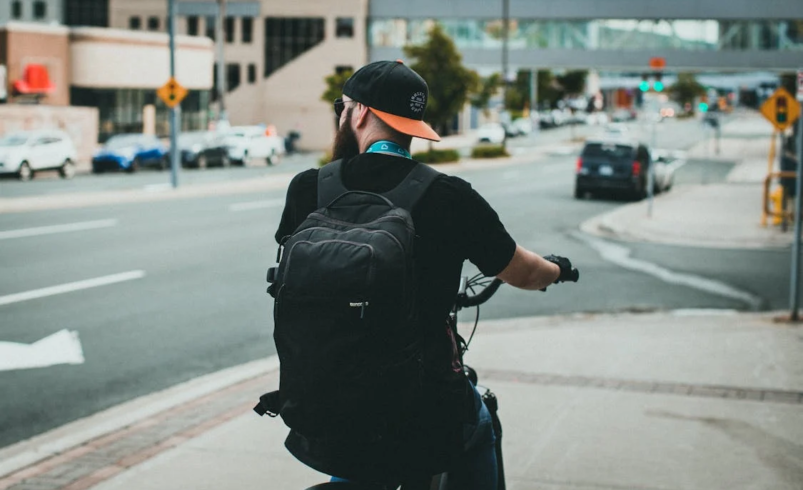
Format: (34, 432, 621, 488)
(302, 266, 579, 490)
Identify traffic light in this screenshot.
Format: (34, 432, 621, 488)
(698, 102, 709, 113)
(777, 96, 788, 124)
(653, 72, 664, 92)
(639, 81, 650, 92)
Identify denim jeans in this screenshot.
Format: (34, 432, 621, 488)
(331, 385, 498, 489)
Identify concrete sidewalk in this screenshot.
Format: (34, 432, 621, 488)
(582, 113, 795, 250)
(1, 311, 802, 490)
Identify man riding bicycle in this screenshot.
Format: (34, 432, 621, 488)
(270, 60, 577, 489)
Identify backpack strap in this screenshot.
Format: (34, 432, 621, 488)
(317, 158, 440, 211)
(317, 159, 347, 208)
(381, 162, 440, 212)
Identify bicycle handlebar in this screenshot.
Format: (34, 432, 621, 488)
(456, 278, 503, 308)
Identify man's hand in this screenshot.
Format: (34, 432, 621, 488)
(542, 255, 579, 283)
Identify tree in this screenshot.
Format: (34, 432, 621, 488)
(321, 68, 353, 129)
(504, 69, 564, 113)
(669, 72, 706, 113)
(404, 23, 479, 144)
(470, 73, 501, 117)
(556, 70, 588, 96)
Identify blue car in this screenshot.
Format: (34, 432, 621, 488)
(92, 134, 168, 173)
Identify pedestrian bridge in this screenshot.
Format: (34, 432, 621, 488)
(368, 0, 803, 72)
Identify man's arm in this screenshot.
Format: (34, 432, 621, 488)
(496, 245, 560, 291)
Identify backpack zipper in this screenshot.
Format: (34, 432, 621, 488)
(308, 213, 414, 232)
(296, 226, 405, 253)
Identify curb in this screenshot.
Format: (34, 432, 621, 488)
(0, 356, 279, 480)
(578, 185, 792, 250)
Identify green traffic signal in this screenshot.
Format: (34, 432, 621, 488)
(698, 102, 709, 113)
(654, 81, 664, 92)
(639, 81, 650, 92)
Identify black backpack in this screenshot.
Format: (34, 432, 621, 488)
(256, 159, 440, 443)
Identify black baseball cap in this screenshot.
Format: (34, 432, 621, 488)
(343, 60, 440, 142)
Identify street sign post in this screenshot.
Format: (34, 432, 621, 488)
(156, 77, 188, 109)
(760, 87, 800, 132)
(791, 71, 803, 321)
(166, 0, 180, 188)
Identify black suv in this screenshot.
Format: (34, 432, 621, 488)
(575, 139, 669, 200)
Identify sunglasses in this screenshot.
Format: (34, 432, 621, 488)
(334, 97, 353, 118)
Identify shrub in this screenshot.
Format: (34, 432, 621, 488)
(318, 152, 332, 167)
(412, 149, 461, 164)
(470, 145, 510, 159)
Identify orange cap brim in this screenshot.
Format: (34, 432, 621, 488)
(369, 107, 441, 142)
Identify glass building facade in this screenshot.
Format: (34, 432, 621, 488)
(71, 88, 210, 142)
(369, 19, 803, 52)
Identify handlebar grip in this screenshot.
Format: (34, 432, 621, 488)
(568, 268, 580, 283)
(457, 278, 503, 308)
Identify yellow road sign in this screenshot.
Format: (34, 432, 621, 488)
(760, 87, 800, 132)
(156, 77, 188, 109)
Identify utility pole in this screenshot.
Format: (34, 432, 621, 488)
(216, 0, 227, 125)
(501, 0, 509, 148)
(791, 91, 803, 321)
(168, 0, 179, 188)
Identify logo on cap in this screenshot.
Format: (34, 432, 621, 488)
(410, 92, 426, 113)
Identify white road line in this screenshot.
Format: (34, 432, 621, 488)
(573, 232, 764, 310)
(143, 183, 171, 192)
(0, 219, 118, 240)
(0, 271, 146, 307)
(229, 198, 285, 212)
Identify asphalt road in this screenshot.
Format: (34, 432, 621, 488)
(0, 115, 787, 449)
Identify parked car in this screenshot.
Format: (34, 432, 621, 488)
(92, 134, 168, 173)
(476, 123, 506, 144)
(575, 138, 674, 200)
(224, 125, 285, 166)
(510, 118, 534, 136)
(611, 108, 637, 122)
(0, 129, 77, 181)
(178, 131, 230, 169)
(585, 112, 610, 126)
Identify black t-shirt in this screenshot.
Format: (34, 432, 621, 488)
(274, 152, 516, 479)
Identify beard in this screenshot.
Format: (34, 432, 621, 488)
(331, 108, 360, 162)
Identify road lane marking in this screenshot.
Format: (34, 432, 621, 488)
(143, 183, 171, 192)
(229, 198, 285, 212)
(0, 219, 118, 240)
(0, 271, 146, 306)
(0, 330, 84, 372)
(573, 232, 764, 310)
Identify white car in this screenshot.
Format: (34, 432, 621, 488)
(224, 126, 286, 166)
(0, 129, 77, 181)
(476, 123, 506, 144)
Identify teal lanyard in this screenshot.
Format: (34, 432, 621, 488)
(365, 140, 412, 159)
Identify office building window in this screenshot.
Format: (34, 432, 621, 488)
(242, 17, 253, 43)
(225, 17, 235, 43)
(64, 0, 109, 27)
(129, 16, 141, 30)
(248, 64, 257, 84)
(205, 16, 216, 40)
(11, 1, 22, 19)
(227, 64, 241, 92)
(187, 16, 199, 35)
(336, 18, 354, 38)
(264, 17, 325, 77)
(148, 16, 159, 31)
(33, 1, 47, 19)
